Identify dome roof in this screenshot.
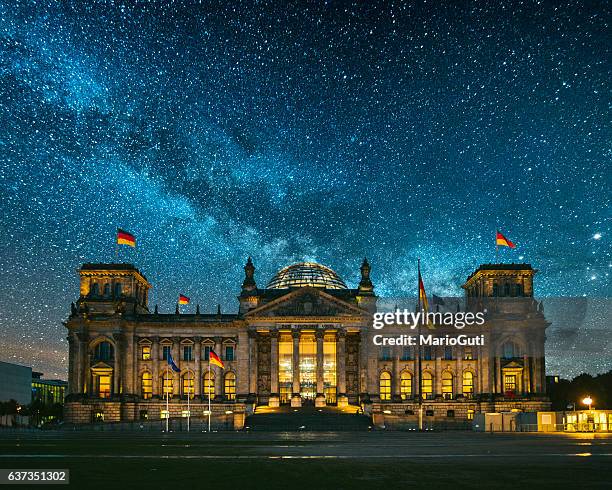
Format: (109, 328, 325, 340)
(266, 262, 348, 290)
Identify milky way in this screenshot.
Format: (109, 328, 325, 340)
(0, 2, 609, 378)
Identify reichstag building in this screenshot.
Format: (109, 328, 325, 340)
(64, 259, 551, 426)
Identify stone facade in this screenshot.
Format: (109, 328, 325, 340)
(64, 259, 550, 425)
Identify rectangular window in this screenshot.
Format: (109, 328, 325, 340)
(447, 410, 455, 418)
(423, 346, 432, 360)
(141, 345, 151, 360)
(225, 346, 234, 361)
(183, 345, 193, 361)
(444, 346, 453, 360)
(381, 346, 392, 361)
(162, 345, 171, 361)
(425, 409, 434, 417)
(202, 345, 211, 361)
(98, 374, 111, 398)
(467, 409, 475, 421)
(504, 374, 517, 393)
(464, 347, 473, 360)
(401, 347, 411, 361)
(139, 410, 148, 421)
(161, 410, 169, 419)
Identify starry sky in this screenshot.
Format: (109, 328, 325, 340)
(0, 1, 610, 379)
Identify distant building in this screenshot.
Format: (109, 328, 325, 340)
(64, 259, 551, 425)
(0, 360, 32, 406)
(32, 372, 67, 406)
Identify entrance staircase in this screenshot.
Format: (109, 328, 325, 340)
(245, 404, 372, 431)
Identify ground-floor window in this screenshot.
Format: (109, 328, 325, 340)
(161, 372, 173, 397)
(141, 372, 152, 399)
(504, 374, 517, 393)
(203, 372, 214, 399)
(442, 372, 453, 399)
(96, 373, 111, 398)
(467, 409, 475, 421)
(379, 372, 391, 401)
(400, 371, 412, 399)
(224, 372, 236, 401)
(463, 371, 474, 397)
(422, 372, 433, 399)
(182, 372, 195, 398)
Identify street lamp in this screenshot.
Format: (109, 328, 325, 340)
(582, 396, 593, 410)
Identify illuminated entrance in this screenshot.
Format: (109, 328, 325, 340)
(299, 332, 317, 400)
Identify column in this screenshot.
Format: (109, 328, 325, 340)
(76, 331, 88, 394)
(523, 355, 530, 394)
(495, 356, 502, 394)
(124, 330, 135, 396)
(194, 337, 202, 396)
(152, 337, 160, 397)
(456, 352, 463, 397)
(315, 330, 325, 407)
(434, 348, 442, 398)
(336, 330, 348, 407)
(269, 330, 279, 407)
(291, 330, 301, 407)
(113, 332, 123, 397)
(392, 348, 401, 402)
(248, 331, 258, 396)
(214, 336, 223, 400)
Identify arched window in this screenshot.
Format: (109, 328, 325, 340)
(160, 371, 173, 397)
(442, 371, 453, 399)
(182, 372, 195, 399)
(422, 372, 433, 399)
(103, 283, 110, 297)
(94, 341, 114, 361)
(90, 282, 99, 296)
(141, 372, 152, 399)
(379, 372, 391, 401)
(203, 372, 214, 399)
(463, 371, 474, 397)
(114, 282, 122, 297)
(224, 372, 236, 401)
(400, 371, 412, 400)
(502, 341, 521, 359)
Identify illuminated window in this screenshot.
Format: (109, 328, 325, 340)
(442, 372, 453, 399)
(463, 371, 474, 397)
(278, 333, 293, 404)
(141, 345, 151, 360)
(203, 372, 214, 399)
(182, 372, 195, 399)
(97, 374, 111, 398)
(464, 347, 473, 360)
(183, 345, 193, 361)
(141, 372, 152, 399)
(323, 335, 337, 404)
(422, 372, 433, 399)
(379, 372, 391, 401)
(504, 374, 517, 393)
(224, 372, 236, 401)
(161, 410, 169, 419)
(467, 409, 475, 421)
(400, 371, 412, 399)
(225, 345, 234, 361)
(161, 372, 173, 397)
(94, 341, 114, 361)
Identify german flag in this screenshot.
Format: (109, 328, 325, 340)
(117, 228, 136, 247)
(178, 294, 190, 305)
(496, 231, 516, 248)
(418, 272, 429, 313)
(209, 350, 224, 369)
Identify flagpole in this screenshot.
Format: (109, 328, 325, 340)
(165, 363, 169, 433)
(417, 258, 423, 432)
(187, 375, 190, 433)
(115, 228, 118, 262)
(208, 359, 211, 433)
(495, 231, 499, 263)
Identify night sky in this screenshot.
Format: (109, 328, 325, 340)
(0, 1, 609, 379)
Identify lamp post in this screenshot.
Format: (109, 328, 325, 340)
(582, 396, 593, 411)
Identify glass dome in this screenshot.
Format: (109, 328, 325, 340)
(266, 262, 348, 290)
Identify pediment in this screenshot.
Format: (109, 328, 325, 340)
(502, 360, 524, 369)
(245, 287, 366, 318)
(91, 361, 113, 370)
